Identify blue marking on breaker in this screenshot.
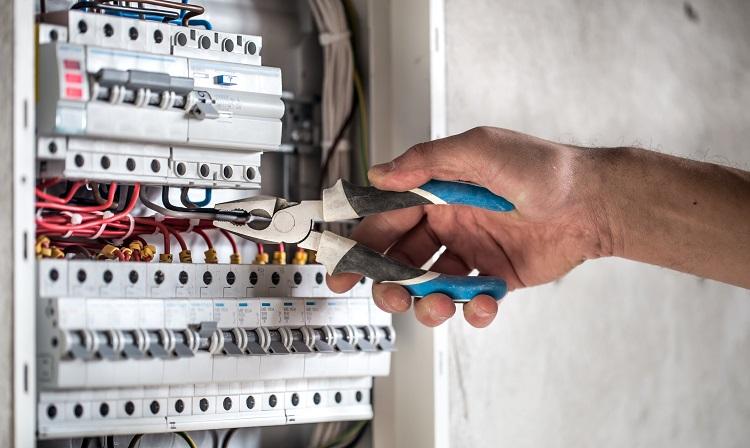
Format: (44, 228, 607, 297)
(215, 74, 237, 86)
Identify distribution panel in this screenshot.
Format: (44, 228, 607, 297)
(32, 2, 389, 444)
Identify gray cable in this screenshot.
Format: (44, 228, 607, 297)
(138, 187, 251, 223)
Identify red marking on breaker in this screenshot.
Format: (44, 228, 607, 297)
(65, 73, 83, 84)
(65, 87, 83, 99)
(63, 60, 81, 70)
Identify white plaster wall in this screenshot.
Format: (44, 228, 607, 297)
(444, 1, 750, 447)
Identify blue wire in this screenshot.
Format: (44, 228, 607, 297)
(102, 10, 169, 22)
(192, 189, 212, 207)
(187, 19, 213, 30)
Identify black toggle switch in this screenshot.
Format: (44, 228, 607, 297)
(267, 329, 290, 355)
(376, 326, 396, 352)
(146, 331, 170, 359)
(67, 331, 93, 361)
(93, 331, 117, 360)
(311, 328, 334, 353)
(221, 330, 244, 356)
(244, 329, 267, 355)
(172, 331, 195, 358)
(121, 331, 145, 360)
(193, 321, 218, 338)
(290, 329, 312, 353)
(354, 327, 377, 352)
(332, 327, 356, 353)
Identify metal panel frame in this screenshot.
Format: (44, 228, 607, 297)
(8, 0, 37, 445)
(369, 0, 449, 447)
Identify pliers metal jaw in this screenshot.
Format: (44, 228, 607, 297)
(214, 179, 516, 303)
(214, 196, 323, 247)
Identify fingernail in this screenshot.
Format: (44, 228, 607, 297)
(369, 161, 396, 179)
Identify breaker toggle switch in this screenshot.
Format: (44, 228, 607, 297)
(145, 330, 171, 359)
(267, 328, 291, 355)
(221, 329, 245, 356)
(375, 326, 396, 352)
(192, 321, 219, 339)
(189, 92, 220, 120)
(92, 330, 119, 360)
(119, 330, 146, 360)
(332, 326, 357, 353)
(289, 328, 313, 353)
(310, 326, 335, 353)
(353, 326, 378, 352)
(244, 328, 268, 355)
(61, 330, 95, 361)
(171, 330, 197, 358)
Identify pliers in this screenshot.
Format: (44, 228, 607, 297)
(213, 180, 515, 303)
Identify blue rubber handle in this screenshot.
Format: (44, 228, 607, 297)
(400, 274, 507, 303)
(416, 180, 515, 212)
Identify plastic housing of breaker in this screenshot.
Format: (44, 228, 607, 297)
(36, 11, 283, 189)
(37, 260, 393, 388)
(44, 10, 263, 65)
(38, 137, 263, 189)
(38, 377, 373, 438)
(37, 260, 387, 438)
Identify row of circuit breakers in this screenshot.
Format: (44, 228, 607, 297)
(34, 9, 393, 439)
(38, 9, 282, 189)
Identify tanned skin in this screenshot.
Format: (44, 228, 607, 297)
(326, 127, 750, 328)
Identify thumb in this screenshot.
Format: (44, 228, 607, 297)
(368, 128, 493, 192)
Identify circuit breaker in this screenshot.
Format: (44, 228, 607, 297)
(31, 1, 392, 444)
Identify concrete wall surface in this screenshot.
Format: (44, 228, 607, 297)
(444, 1, 750, 447)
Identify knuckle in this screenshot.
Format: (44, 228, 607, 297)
(466, 126, 494, 142)
(407, 140, 435, 161)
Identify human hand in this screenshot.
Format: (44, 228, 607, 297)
(327, 127, 612, 327)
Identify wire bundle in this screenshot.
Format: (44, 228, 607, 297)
(67, 0, 212, 29)
(35, 181, 241, 264)
(308, 0, 355, 189)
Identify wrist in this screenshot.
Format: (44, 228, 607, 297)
(573, 146, 636, 259)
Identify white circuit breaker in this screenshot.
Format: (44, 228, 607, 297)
(37, 10, 284, 190)
(36, 261, 393, 438)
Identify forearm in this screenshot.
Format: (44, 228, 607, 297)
(589, 147, 750, 288)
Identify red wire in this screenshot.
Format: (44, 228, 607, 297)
(134, 217, 171, 254)
(218, 229, 239, 254)
(279, 242, 285, 252)
(36, 182, 117, 212)
(257, 242, 265, 254)
(169, 228, 187, 251)
(36, 184, 141, 232)
(129, 235, 148, 246)
(35, 181, 85, 204)
(39, 177, 62, 188)
(193, 228, 213, 249)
